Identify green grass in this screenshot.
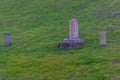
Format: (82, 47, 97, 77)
(0, 0, 120, 80)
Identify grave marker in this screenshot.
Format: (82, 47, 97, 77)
(99, 32, 106, 46)
(69, 19, 78, 39)
(4, 33, 11, 47)
(58, 19, 84, 49)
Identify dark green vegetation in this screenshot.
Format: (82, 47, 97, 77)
(0, 0, 120, 80)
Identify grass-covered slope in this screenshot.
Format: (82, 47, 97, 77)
(0, 0, 120, 80)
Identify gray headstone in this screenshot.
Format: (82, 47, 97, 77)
(4, 33, 11, 47)
(64, 19, 83, 43)
(69, 19, 78, 39)
(99, 32, 106, 46)
(58, 19, 84, 49)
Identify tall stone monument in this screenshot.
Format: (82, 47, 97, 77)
(58, 19, 84, 49)
(69, 19, 78, 39)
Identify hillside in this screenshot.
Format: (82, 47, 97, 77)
(0, 0, 120, 80)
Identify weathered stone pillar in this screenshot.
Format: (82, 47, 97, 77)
(4, 33, 11, 47)
(69, 19, 78, 39)
(99, 32, 106, 46)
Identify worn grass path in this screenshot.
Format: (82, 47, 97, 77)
(0, 0, 120, 80)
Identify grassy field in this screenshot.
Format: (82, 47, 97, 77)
(0, 0, 120, 80)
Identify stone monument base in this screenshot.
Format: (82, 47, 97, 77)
(58, 38, 84, 49)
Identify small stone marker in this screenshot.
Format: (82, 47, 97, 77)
(99, 32, 106, 46)
(4, 33, 11, 47)
(58, 19, 84, 49)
